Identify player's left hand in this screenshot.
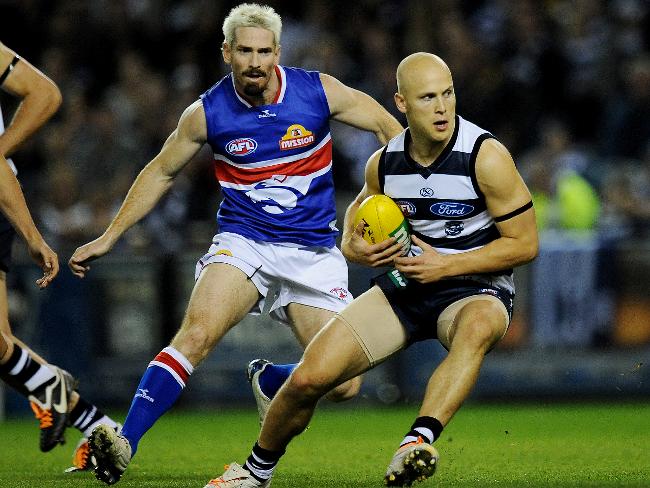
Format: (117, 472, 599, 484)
(394, 235, 448, 283)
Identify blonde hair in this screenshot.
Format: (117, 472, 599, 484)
(222, 3, 282, 47)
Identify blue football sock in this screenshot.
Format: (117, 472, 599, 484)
(258, 363, 296, 399)
(120, 347, 193, 456)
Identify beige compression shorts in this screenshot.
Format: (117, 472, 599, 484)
(336, 285, 510, 366)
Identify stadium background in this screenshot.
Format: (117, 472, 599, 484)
(0, 0, 649, 417)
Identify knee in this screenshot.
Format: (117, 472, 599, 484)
(325, 376, 362, 403)
(286, 366, 335, 401)
(171, 322, 214, 366)
(451, 306, 505, 353)
(0, 332, 15, 362)
(0, 335, 8, 361)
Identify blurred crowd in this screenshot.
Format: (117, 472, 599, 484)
(0, 0, 648, 256)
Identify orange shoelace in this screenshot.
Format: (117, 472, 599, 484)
(207, 465, 233, 485)
(74, 442, 90, 469)
(400, 435, 425, 449)
(30, 402, 53, 429)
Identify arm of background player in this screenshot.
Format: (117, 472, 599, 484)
(341, 148, 403, 267)
(0, 42, 62, 157)
(0, 156, 58, 287)
(395, 139, 539, 283)
(320, 73, 403, 145)
(68, 100, 207, 277)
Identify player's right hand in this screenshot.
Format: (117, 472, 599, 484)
(26, 238, 59, 289)
(68, 235, 113, 278)
(341, 220, 403, 267)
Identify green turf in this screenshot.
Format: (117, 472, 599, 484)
(1, 403, 649, 487)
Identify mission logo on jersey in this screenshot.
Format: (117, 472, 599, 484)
(279, 124, 315, 151)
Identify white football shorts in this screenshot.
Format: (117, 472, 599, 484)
(195, 232, 353, 325)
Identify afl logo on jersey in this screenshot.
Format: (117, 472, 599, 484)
(430, 202, 474, 217)
(279, 124, 315, 151)
(226, 138, 258, 156)
(396, 200, 417, 217)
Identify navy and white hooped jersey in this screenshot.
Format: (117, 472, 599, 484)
(201, 65, 337, 248)
(380, 115, 514, 294)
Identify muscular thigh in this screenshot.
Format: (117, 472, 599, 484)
(440, 295, 510, 351)
(335, 285, 407, 367)
(286, 303, 335, 348)
(172, 263, 260, 361)
(298, 312, 372, 387)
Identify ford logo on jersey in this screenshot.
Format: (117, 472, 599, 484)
(226, 138, 258, 156)
(430, 202, 475, 217)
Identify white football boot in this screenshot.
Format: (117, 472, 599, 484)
(384, 437, 439, 486)
(88, 424, 132, 485)
(204, 462, 272, 488)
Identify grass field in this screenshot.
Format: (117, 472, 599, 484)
(1, 402, 649, 487)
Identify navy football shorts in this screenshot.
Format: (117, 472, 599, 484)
(374, 269, 514, 344)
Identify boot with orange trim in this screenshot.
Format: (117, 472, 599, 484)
(204, 463, 271, 488)
(65, 423, 122, 473)
(29, 367, 77, 452)
(384, 436, 439, 487)
(64, 437, 92, 472)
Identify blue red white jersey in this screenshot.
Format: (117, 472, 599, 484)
(200, 65, 337, 248)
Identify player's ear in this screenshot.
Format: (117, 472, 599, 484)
(222, 42, 232, 64)
(394, 92, 407, 114)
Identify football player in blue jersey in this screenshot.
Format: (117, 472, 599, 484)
(68, 3, 402, 485)
(209, 52, 538, 487)
(0, 41, 119, 471)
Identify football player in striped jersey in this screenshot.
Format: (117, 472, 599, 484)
(212, 52, 538, 488)
(0, 41, 119, 471)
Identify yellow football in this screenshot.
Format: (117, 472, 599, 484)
(353, 194, 411, 255)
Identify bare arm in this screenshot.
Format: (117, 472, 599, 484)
(395, 139, 539, 282)
(0, 156, 58, 287)
(341, 148, 403, 267)
(320, 73, 402, 145)
(0, 42, 62, 157)
(68, 100, 207, 277)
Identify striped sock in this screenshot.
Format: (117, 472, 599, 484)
(244, 442, 285, 483)
(400, 416, 443, 447)
(69, 396, 120, 437)
(0, 343, 57, 401)
(120, 346, 193, 456)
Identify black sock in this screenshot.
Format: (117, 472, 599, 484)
(399, 416, 444, 446)
(244, 442, 285, 483)
(69, 396, 119, 436)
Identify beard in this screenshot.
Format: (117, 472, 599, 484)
(241, 69, 268, 97)
(243, 82, 265, 97)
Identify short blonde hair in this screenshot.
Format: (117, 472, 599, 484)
(222, 3, 282, 47)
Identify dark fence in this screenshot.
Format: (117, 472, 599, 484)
(2, 235, 649, 417)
